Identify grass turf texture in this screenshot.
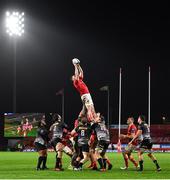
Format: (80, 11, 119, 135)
(0, 152, 169, 179)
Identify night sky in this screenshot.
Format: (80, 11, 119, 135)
(0, 1, 170, 125)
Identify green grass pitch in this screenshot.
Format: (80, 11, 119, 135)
(0, 152, 170, 179)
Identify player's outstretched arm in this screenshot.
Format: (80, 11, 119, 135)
(74, 64, 79, 80)
(77, 64, 84, 79)
(72, 58, 83, 79)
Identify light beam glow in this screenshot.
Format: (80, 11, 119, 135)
(5, 11, 25, 36)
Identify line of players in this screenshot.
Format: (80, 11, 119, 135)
(34, 113, 161, 172)
(34, 112, 112, 171)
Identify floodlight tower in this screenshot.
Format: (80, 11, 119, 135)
(5, 11, 25, 112)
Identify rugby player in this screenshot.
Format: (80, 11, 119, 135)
(71, 116, 92, 170)
(87, 132, 98, 170)
(50, 114, 72, 171)
(119, 117, 138, 170)
(71, 58, 96, 121)
(34, 119, 49, 170)
(69, 118, 80, 169)
(129, 115, 161, 171)
(91, 113, 111, 171)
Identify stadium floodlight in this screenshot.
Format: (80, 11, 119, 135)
(5, 11, 25, 37)
(5, 11, 25, 112)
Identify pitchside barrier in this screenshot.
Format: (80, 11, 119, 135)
(21, 144, 170, 152)
(111, 144, 170, 153)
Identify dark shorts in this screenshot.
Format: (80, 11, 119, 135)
(78, 144, 89, 153)
(139, 139, 153, 150)
(74, 140, 79, 153)
(34, 142, 47, 151)
(96, 140, 109, 153)
(51, 138, 62, 149)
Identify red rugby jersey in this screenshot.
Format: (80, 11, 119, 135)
(73, 77, 90, 96)
(127, 124, 137, 146)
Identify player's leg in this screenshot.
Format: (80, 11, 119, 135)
(128, 154, 138, 168)
(37, 150, 44, 170)
(101, 152, 107, 171)
(78, 144, 90, 170)
(74, 155, 82, 170)
(147, 152, 161, 171)
(55, 150, 63, 171)
(91, 147, 98, 170)
(100, 142, 110, 171)
(137, 139, 148, 171)
(121, 144, 134, 169)
(72, 138, 80, 168)
(74, 146, 84, 170)
(146, 140, 161, 171)
(86, 104, 97, 122)
(55, 142, 64, 171)
(95, 144, 104, 171)
(79, 152, 89, 169)
(121, 151, 129, 170)
(74, 156, 81, 169)
(88, 148, 97, 170)
(71, 152, 78, 169)
(63, 145, 73, 157)
(127, 145, 138, 168)
(35, 142, 47, 170)
(87, 151, 93, 168)
(105, 155, 113, 170)
(42, 149, 48, 170)
(81, 93, 97, 122)
(138, 150, 144, 171)
(81, 102, 93, 121)
(146, 139, 161, 171)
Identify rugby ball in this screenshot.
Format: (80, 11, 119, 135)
(72, 58, 80, 64)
